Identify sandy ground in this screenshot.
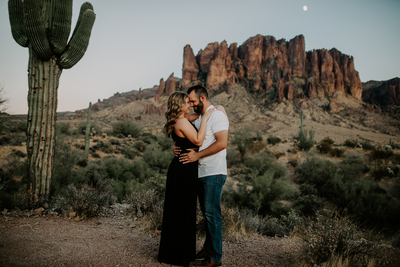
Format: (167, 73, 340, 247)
(0, 215, 303, 267)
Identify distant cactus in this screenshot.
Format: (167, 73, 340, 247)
(85, 102, 92, 158)
(8, 0, 96, 204)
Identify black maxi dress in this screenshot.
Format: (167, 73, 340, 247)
(158, 128, 198, 266)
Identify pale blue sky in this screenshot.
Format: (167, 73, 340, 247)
(1, 0, 399, 114)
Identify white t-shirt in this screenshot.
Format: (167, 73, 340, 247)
(193, 105, 229, 178)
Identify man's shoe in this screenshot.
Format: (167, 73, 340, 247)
(195, 249, 209, 260)
(194, 257, 222, 267)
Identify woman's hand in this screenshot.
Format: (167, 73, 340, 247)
(215, 105, 228, 118)
(202, 107, 215, 121)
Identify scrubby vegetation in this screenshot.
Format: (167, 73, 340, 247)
(1, 117, 399, 266)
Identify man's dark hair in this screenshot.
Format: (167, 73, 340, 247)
(187, 85, 208, 100)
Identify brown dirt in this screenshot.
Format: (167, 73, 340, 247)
(0, 215, 303, 267)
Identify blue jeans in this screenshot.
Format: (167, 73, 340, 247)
(197, 174, 227, 262)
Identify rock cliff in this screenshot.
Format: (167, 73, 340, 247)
(362, 77, 400, 107)
(181, 34, 363, 102)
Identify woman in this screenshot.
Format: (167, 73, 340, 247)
(158, 91, 214, 267)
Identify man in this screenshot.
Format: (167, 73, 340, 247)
(178, 85, 229, 267)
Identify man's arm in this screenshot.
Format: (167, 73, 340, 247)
(179, 130, 228, 164)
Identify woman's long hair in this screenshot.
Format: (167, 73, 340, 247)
(164, 92, 188, 137)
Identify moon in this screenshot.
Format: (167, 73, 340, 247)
(303, 5, 308, 11)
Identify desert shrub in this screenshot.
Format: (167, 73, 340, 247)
(344, 139, 358, 148)
(142, 143, 173, 171)
(234, 126, 256, 160)
(56, 122, 71, 135)
(293, 211, 393, 266)
(0, 153, 29, 209)
(120, 146, 139, 159)
(155, 134, 174, 151)
(10, 121, 27, 133)
(12, 149, 26, 158)
(126, 188, 161, 217)
(261, 209, 303, 237)
(293, 183, 325, 216)
(134, 140, 147, 152)
(77, 121, 100, 135)
(0, 134, 25, 146)
(116, 133, 125, 139)
(393, 231, 400, 248)
(369, 146, 394, 161)
(111, 179, 139, 202)
(391, 178, 400, 199)
(224, 152, 298, 216)
(296, 155, 394, 228)
(317, 137, 334, 154)
(287, 154, 299, 168)
(109, 138, 121, 146)
(329, 147, 344, 157)
(112, 120, 142, 138)
(360, 140, 375, 150)
(93, 140, 113, 154)
(91, 152, 101, 158)
(53, 183, 112, 218)
(267, 135, 281, 145)
(138, 132, 157, 144)
(226, 147, 240, 168)
(51, 136, 85, 197)
(298, 129, 314, 151)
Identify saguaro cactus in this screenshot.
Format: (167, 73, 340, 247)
(84, 102, 92, 159)
(8, 0, 96, 204)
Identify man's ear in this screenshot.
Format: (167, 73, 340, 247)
(200, 95, 206, 102)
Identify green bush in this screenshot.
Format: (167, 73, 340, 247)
(293, 183, 325, 216)
(53, 183, 111, 218)
(142, 143, 174, 171)
(344, 139, 358, 148)
(226, 147, 240, 168)
(56, 122, 71, 135)
(234, 126, 256, 160)
(155, 134, 174, 151)
(0, 134, 25, 146)
(360, 140, 375, 150)
(293, 212, 392, 266)
(120, 146, 139, 159)
(267, 135, 280, 145)
(329, 147, 344, 157)
(393, 231, 400, 248)
(317, 137, 334, 154)
(134, 140, 147, 152)
(10, 121, 27, 133)
(77, 121, 100, 135)
(224, 152, 297, 216)
(93, 140, 113, 154)
(51, 136, 84, 197)
(112, 120, 142, 138)
(296, 155, 394, 228)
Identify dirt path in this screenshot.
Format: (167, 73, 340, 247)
(0, 215, 302, 267)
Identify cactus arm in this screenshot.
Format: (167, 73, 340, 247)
(8, 0, 29, 47)
(50, 0, 73, 55)
(70, 2, 94, 39)
(59, 9, 95, 69)
(23, 0, 52, 60)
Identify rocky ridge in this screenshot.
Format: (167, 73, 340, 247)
(182, 34, 363, 103)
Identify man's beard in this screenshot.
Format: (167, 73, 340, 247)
(193, 99, 204, 114)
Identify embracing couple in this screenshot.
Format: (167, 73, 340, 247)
(158, 85, 229, 267)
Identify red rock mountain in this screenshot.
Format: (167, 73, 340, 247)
(182, 34, 363, 102)
(362, 77, 400, 107)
